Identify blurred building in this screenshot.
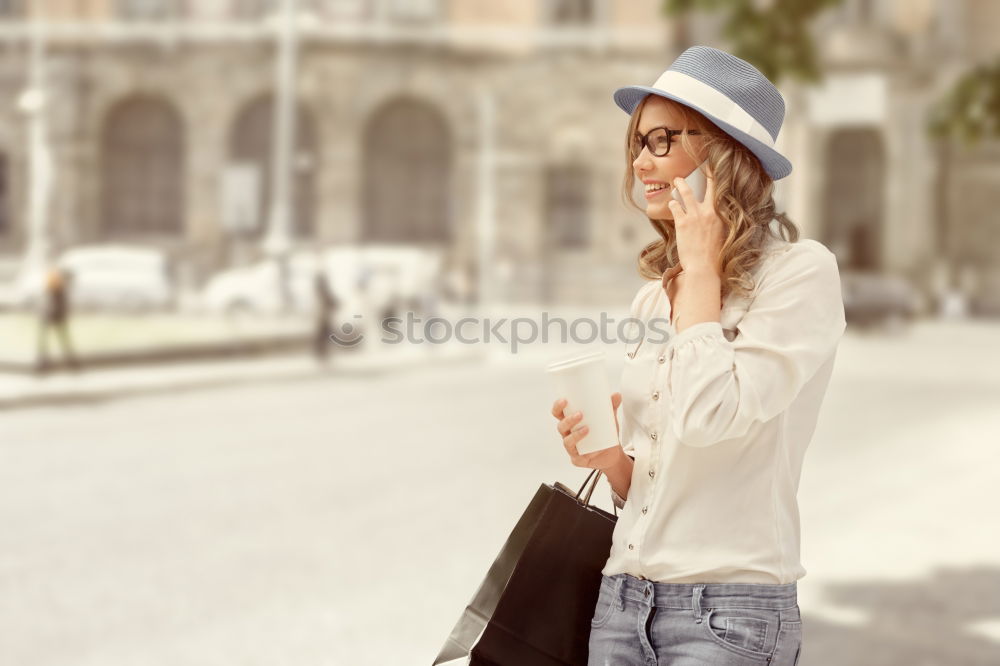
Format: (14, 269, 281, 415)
(0, 0, 996, 308)
(789, 0, 1000, 311)
(0, 0, 677, 305)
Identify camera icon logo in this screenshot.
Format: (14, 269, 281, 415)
(329, 314, 364, 347)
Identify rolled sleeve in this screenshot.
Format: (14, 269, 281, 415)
(662, 243, 847, 448)
(608, 455, 634, 510)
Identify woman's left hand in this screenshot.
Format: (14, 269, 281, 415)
(667, 171, 726, 277)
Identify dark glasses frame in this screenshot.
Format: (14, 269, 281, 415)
(631, 126, 702, 159)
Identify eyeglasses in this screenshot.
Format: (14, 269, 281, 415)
(631, 126, 702, 159)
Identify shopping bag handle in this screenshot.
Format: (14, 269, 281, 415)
(569, 469, 619, 517)
(575, 468, 602, 506)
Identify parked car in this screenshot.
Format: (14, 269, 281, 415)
(10, 244, 175, 312)
(200, 254, 318, 316)
(199, 245, 443, 318)
(840, 270, 922, 328)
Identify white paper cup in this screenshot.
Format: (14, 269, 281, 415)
(546, 350, 619, 455)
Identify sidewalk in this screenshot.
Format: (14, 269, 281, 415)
(0, 301, 629, 409)
(0, 343, 487, 410)
(1, 311, 316, 373)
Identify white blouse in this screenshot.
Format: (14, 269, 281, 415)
(603, 233, 847, 584)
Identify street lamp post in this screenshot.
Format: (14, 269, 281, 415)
(262, 0, 300, 312)
(17, 1, 55, 289)
(475, 85, 496, 310)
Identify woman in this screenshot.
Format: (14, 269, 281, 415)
(550, 46, 846, 665)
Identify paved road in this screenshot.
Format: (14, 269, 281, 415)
(2, 320, 999, 665)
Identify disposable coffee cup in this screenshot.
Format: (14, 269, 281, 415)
(546, 350, 619, 455)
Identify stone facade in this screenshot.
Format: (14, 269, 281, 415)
(0, 0, 997, 307)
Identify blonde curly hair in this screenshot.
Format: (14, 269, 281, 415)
(622, 94, 799, 301)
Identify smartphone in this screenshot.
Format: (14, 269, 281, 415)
(671, 160, 708, 213)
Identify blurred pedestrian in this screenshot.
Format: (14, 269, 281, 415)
(313, 269, 341, 364)
(36, 265, 80, 373)
(380, 291, 400, 325)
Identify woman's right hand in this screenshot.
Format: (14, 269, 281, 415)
(551, 394, 624, 471)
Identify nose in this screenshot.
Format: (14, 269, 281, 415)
(632, 146, 653, 172)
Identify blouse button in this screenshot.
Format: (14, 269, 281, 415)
(648, 469, 655, 479)
(652, 391, 660, 401)
(658, 355, 665, 364)
(650, 432, 657, 440)
(642, 506, 648, 514)
(628, 544, 634, 550)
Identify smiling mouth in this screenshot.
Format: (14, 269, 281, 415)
(645, 186, 671, 200)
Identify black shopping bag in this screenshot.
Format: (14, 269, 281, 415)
(433, 469, 618, 666)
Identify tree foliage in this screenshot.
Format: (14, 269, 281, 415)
(662, 0, 843, 84)
(928, 57, 1000, 147)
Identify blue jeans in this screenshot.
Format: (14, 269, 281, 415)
(588, 573, 802, 665)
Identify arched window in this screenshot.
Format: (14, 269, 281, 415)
(362, 97, 452, 243)
(544, 164, 590, 250)
(116, 0, 175, 20)
(101, 95, 185, 236)
(0, 152, 9, 236)
(228, 94, 319, 238)
(822, 127, 885, 271)
(546, 0, 595, 26)
(0, 0, 25, 18)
